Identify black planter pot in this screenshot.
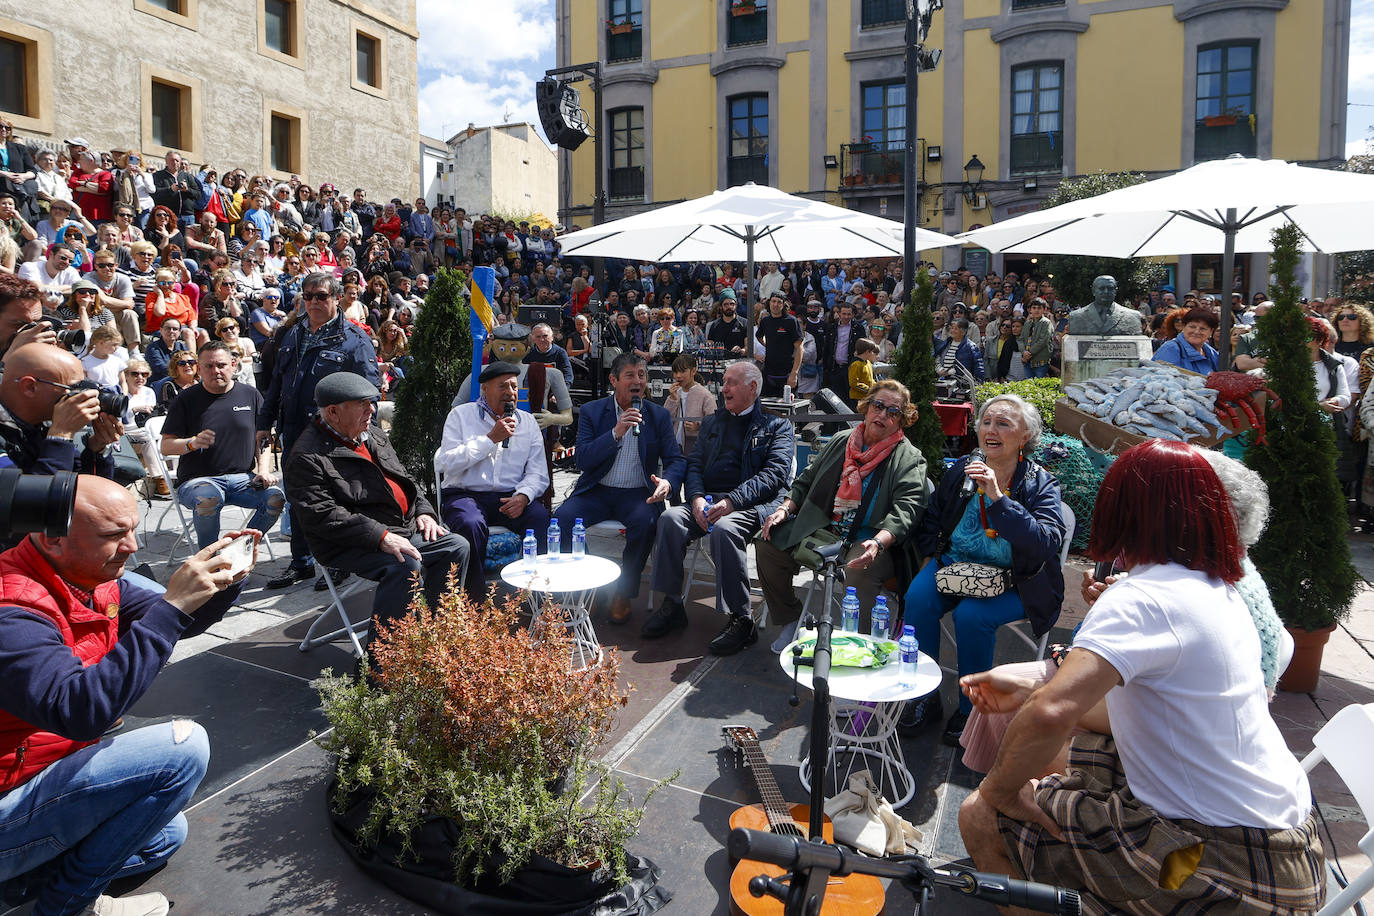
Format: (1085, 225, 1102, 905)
(326, 779, 671, 916)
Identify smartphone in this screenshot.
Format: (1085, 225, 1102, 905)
(217, 533, 256, 578)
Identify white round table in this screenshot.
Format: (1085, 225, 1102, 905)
(779, 638, 942, 809)
(501, 555, 620, 671)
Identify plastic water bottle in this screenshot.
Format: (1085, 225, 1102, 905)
(841, 587, 860, 633)
(522, 529, 537, 565)
(898, 625, 919, 689)
(571, 518, 586, 557)
(703, 495, 714, 532)
(546, 518, 561, 561)
(783, 384, 793, 404)
(870, 596, 890, 642)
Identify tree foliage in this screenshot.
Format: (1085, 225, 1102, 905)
(1245, 224, 1358, 631)
(1038, 171, 1166, 308)
(891, 271, 946, 480)
(1338, 151, 1374, 304)
(391, 267, 472, 498)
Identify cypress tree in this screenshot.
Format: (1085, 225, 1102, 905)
(391, 267, 473, 499)
(1245, 224, 1357, 631)
(891, 271, 945, 480)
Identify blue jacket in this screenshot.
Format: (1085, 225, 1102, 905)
(916, 455, 1066, 636)
(1154, 333, 1218, 375)
(260, 314, 381, 446)
(685, 401, 794, 525)
(571, 396, 686, 497)
(934, 336, 987, 383)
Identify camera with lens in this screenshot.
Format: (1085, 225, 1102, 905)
(22, 316, 86, 353)
(0, 465, 76, 537)
(67, 380, 128, 417)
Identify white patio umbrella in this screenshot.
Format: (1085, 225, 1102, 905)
(557, 183, 959, 355)
(956, 156, 1374, 364)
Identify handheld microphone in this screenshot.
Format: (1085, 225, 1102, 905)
(631, 396, 641, 436)
(960, 448, 986, 499)
(501, 402, 515, 449)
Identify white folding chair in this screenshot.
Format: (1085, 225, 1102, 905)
(297, 557, 374, 658)
(938, 501, 1074, 677)
(1301, 703, 1374, 915)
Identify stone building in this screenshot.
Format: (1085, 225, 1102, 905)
(0, 0, 420, 199)
(428, 123, 558, 221)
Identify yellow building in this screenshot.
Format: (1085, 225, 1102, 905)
(554, 0, 1349, 298)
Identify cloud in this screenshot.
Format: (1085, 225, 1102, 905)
(417, 72, 550, 144)
(416, 0, 555, 80)
(1350, 2, 1374, 94)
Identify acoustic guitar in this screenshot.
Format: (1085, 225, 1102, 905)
(723, 726, 885, 916)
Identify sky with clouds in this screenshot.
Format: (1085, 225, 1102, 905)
(413, 0, 1372, 157)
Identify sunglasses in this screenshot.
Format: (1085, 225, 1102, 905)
(1338, 313, 1359, 321)
(95, 263, 115, 269)
(867, 402, 903, 418)
(175, 360, 197, 368)
(301, 291, 331, 302)
(128, 371, 150, 377)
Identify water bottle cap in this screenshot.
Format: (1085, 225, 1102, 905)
(903, 624, 915, 637)
(845, 586, 856, 595)
(575, 518, 583, 525)
(875, 596, 887, 606)
(525, 529, 534, 536)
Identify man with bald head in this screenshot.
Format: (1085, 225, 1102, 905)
(0, 344, 122, 482)
(0, 476, 254, 916)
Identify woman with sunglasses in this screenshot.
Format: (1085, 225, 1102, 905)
(144, 205, 184, 254)
(123, 358, 157, 427)
(146, 268, 200, 353)
(156, 352, 199, 413)
(295, 185, 320, 231)
(263, 235, 288, 274)
(215, 317, 257, 388)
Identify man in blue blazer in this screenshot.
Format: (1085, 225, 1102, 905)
(554, 353, 685, 623)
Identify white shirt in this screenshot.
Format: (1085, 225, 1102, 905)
(18, 261, 81, 306)
(1074, 563, 1310, 829)
(436, 401, 549, 502)
(82, 348, 130, 388)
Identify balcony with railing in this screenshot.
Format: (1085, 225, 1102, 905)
(727, 1, 767, 46)
(839, 143, 907, 189)
(606, 20, 642, 63)
(608, 166, 645, 201)
(1009, 131, 1063, 176)
(727, 155, 768, 187)
(861, 0, 905, 27)
(1194, 114, 1256, 162)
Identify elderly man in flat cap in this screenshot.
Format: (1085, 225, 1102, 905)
(284, 372, 469, 640)
(436, 361, 550, 597)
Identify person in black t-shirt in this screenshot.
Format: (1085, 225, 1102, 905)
(704, 291, 747, 356)
(755, 292, 802, 397)
(160, 341, 284, 550)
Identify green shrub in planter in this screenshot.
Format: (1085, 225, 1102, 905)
(974, 377, 1065, 430)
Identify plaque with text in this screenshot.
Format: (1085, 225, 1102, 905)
(1077, 339, 1148, 360)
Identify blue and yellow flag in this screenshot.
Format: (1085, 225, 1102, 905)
(468, 266, 496, 402)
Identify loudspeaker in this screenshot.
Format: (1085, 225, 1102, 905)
(518, 305, 563, 329)
(536, 78, 591, 151)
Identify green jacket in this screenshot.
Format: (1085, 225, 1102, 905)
(1019, 315, 1053, 366)
(769, 429, 928, 565)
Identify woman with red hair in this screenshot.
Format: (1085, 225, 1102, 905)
(958, 438, 1322, 915)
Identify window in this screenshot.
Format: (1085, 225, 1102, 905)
(861, 0, 905, 27)
(269, 113, 300, 172)
(727, 0, 767, 47)
(1011, 0, 1064, 8)
(1009, 63, 1063, 176)
(260, 0, 301, 62)
(147, 0, 182, 9)
(727, 94, 768, 187)
(150, 79, 187, 150)
(608, 108, 644, 200)
(849, 81, 906, 183)
(0, 38, 25, 117)
(1195, 41, 1257, 161)
(133, 0, 198, 28)
(351, 23, 387, 96)
(357, 33, 379, 86)
(606, 0, 642, 63)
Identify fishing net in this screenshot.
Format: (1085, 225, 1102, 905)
(1033, 431, 1110, 551)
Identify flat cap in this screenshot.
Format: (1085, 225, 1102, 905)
(478, 361, 521, 383)
(315, 371, 380, 407)
(490, 322, 531, 340)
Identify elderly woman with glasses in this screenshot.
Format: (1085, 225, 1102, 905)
(215, 317, 256, 387)
(756, 379, 929, 648)
(145, 268, 199, 350)
(155, 351, 199, 412)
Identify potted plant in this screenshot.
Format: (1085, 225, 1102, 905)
(606, 16, 634, 33)
(316, 586, 674, 912)
(731, 0, 757, 15)
(849, 135, 877, 154)
(1245, 224, 1359, 692)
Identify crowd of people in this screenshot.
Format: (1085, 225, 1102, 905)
(0, 116, 1343, 915)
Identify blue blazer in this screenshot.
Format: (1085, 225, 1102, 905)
(571, 396, 686, 497)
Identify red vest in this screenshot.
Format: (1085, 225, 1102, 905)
(0, 539, 122, 792)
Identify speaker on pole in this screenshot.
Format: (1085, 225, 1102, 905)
(536, 77, 591, 151)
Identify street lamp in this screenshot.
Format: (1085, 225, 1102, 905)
(962, 154, 985, 205)
(901, 0, 943, 301)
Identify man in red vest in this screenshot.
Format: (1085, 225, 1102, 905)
(0, 476, 253, 916)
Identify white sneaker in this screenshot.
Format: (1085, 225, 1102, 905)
(771, 620, 798, 654)
(89, 891, 170, 916)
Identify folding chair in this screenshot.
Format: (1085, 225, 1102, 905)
(1301, 702, 1374, 915)
(297, 557, 373, 658)
(938, 501, 1075, 678)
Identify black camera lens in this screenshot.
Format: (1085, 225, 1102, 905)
(55, 328, 85, 352)
(0, 468, 76, 537)
(68, 380, 128, 416)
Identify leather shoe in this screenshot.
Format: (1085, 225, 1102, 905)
(896, 692, 943, 735)
(315, 568, 351, 592)
(640, 598, 687, 639)
(265, 564, 314, 590)
(941, 710, 970, 747)
(709, 615, 758, 656)
(607, 596, 632, 625)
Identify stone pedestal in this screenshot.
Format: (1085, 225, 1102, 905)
(1061, 335, 1154, 386)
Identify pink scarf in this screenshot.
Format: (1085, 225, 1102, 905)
(834, 427, 903, 515)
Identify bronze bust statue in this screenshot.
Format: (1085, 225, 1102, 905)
(1067, 276, 1145, 336)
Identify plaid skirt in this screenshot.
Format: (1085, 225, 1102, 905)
(998, 734, 1326, 915)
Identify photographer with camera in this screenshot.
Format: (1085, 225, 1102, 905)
(0, 474, 254, 916)
(0, 275, 54, 357)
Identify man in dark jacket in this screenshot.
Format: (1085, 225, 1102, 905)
(284, 373, 469, 643)
(643, 361, 793, 655)
(150, 152, 201, 228)
(260, 271, 380, 588)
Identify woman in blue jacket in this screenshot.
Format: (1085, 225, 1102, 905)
(1153, 307, 1219, 374)
(900, 394, 1065, 745)
(934, 318, 986, 383)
